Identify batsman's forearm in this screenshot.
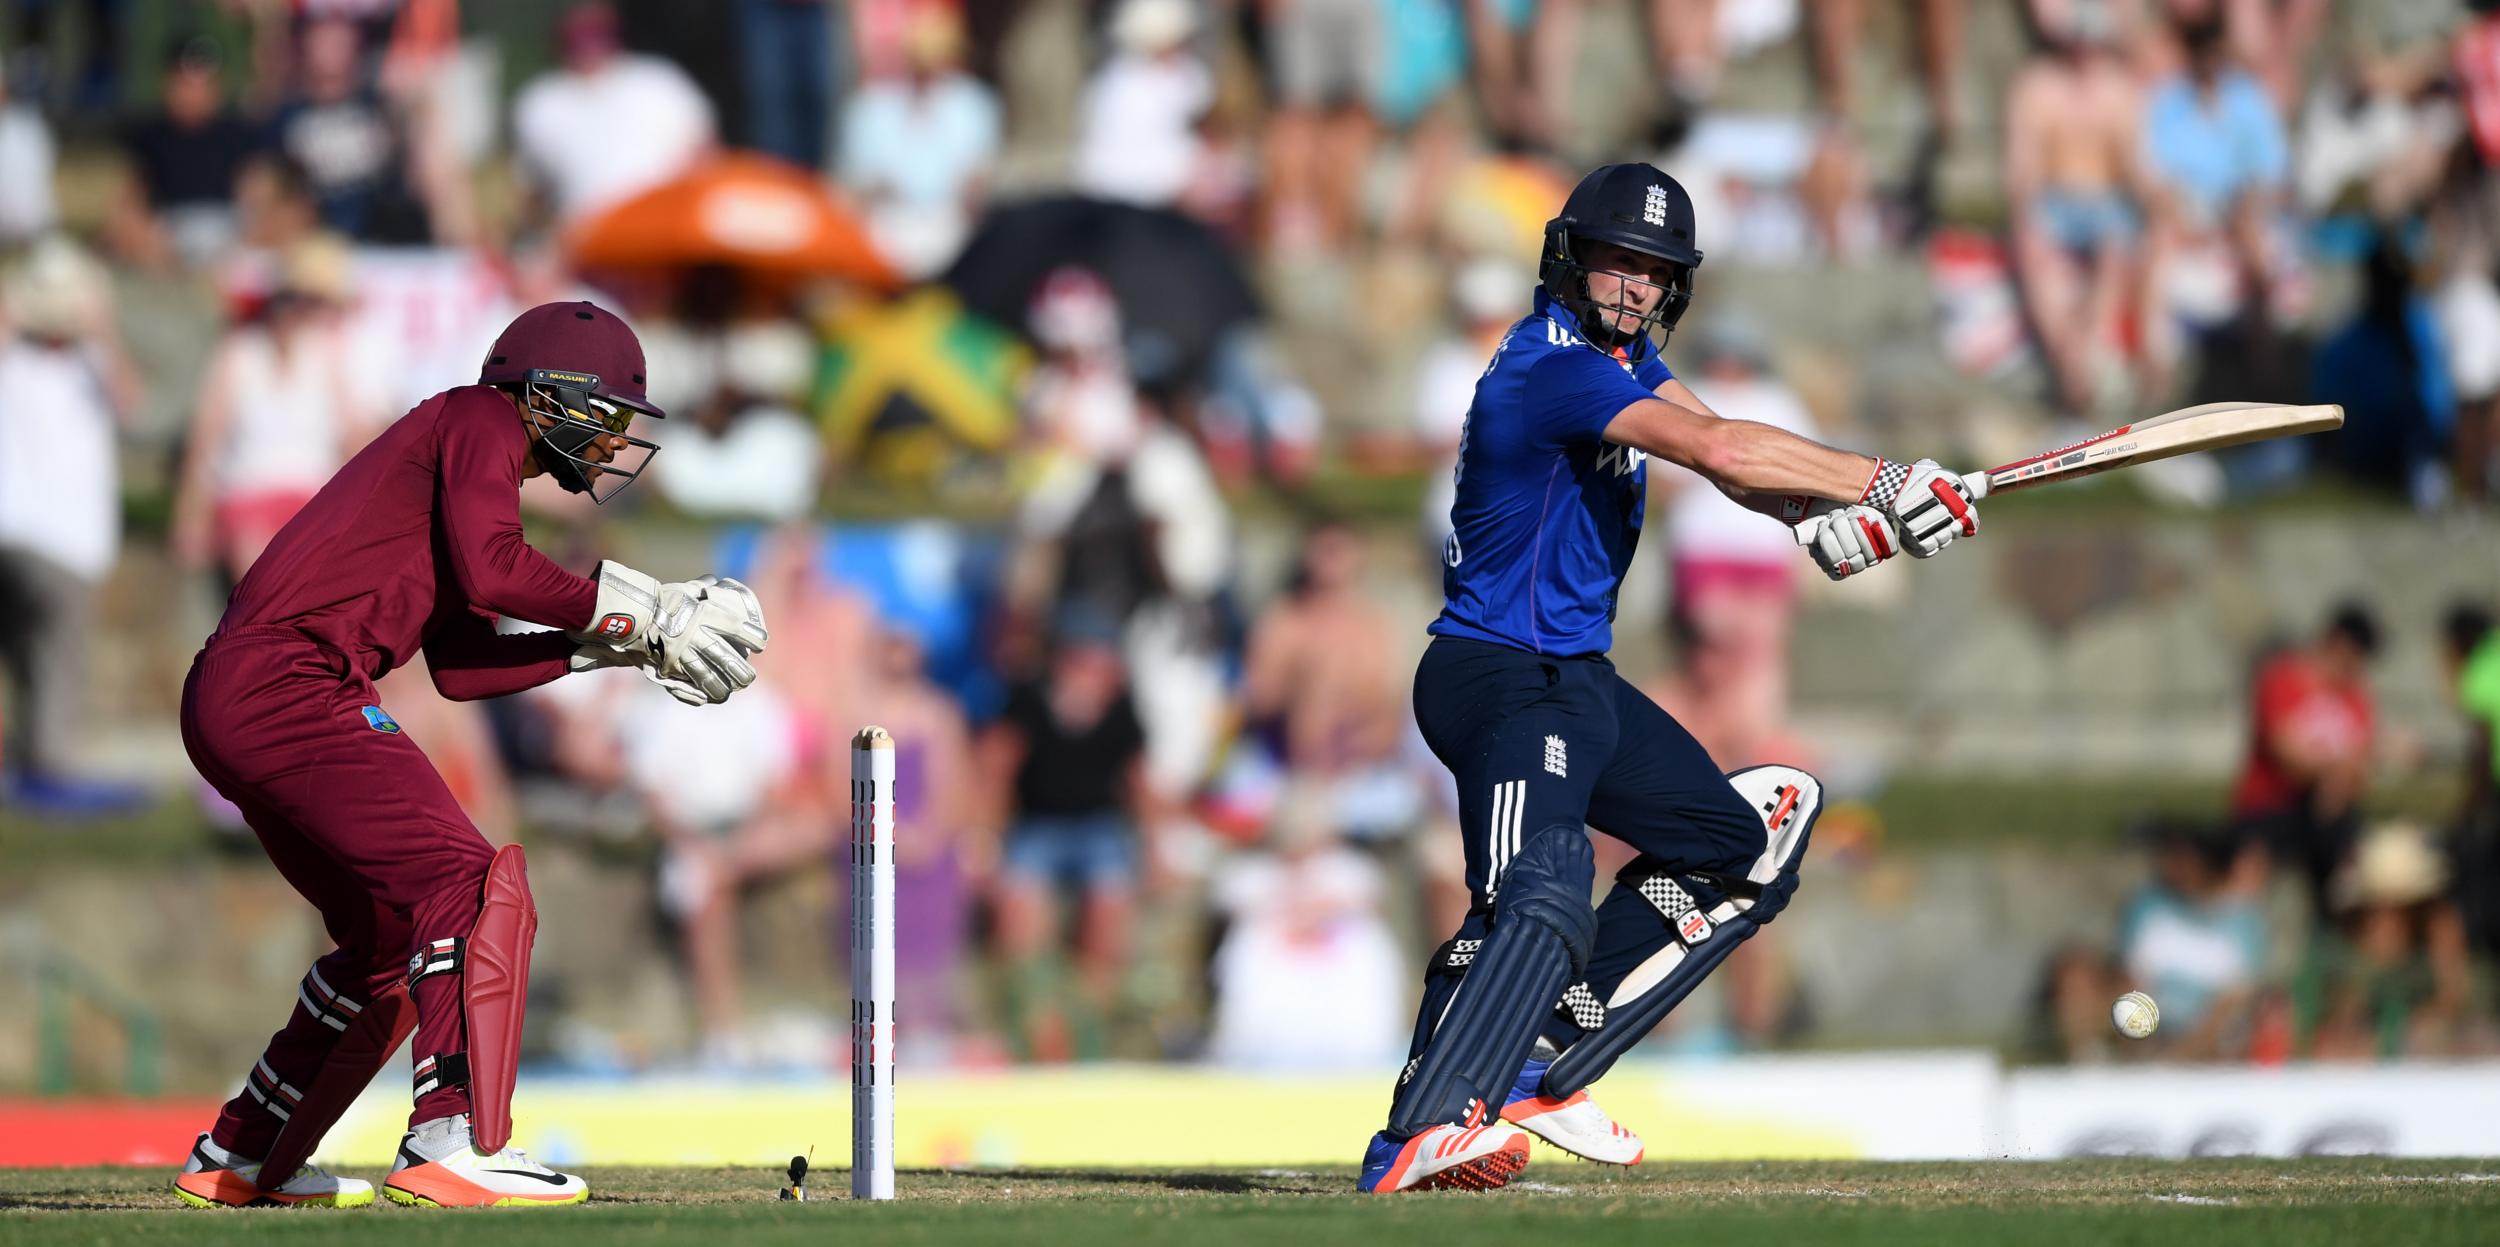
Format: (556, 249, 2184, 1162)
(1694, 419, 1880, 502)
(1716, 483, 1804, 522)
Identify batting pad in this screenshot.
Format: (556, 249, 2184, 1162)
(1387, 824, 1594, 1138)
(1540, 765, 1820, 1097)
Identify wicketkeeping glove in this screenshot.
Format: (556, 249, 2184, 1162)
(571, 564, 770, 705)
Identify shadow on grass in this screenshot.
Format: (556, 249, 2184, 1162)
(928, 1168, 1324, 1196)
(0, 1193, 169, 1212)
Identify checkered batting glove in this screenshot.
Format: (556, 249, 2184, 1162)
(1860, 457, 1979, 558)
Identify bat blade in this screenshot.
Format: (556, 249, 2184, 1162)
(1963, 403, 2343, 499)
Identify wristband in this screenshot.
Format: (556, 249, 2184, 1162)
(1859, 458, 1910, 511)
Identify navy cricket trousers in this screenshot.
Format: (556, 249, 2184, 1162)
(1404, 636, 1768, 1062)
(1413, 636, 1763, 908)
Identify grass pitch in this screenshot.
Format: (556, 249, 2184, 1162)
(5, 1160, 2498, 1245)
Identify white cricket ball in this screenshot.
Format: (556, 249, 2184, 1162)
(2112, 990, 2160, 1040)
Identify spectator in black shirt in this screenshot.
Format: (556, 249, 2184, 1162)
(270, 16, 461, 244)
(977, 610, 1158, 1060)
(109, 37, 267, 272)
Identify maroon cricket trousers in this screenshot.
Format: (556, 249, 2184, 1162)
(182, 626, 491, 1156)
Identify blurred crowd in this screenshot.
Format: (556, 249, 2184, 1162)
(2042, 599, 2500, 1065)
(1993, 0, 2500, 507)
(4, 0, 2500, 1075)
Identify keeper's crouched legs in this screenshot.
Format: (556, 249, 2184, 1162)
(1387, 822, 1595, 1138)
(246, 843, 532, 1183)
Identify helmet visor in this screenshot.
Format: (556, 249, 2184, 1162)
(522, 368, 662, 504)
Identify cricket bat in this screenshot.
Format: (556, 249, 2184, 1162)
(1958, 401, 2343, 499)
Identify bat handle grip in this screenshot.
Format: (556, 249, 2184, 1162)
(1961, 470, 1992, 500)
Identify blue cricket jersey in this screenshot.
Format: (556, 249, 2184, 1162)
(1429, 287, 1673, 658)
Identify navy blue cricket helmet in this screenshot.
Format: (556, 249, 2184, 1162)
(1539, 163, 1703, 362)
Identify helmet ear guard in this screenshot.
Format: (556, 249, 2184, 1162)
(516, 367, 663, 503)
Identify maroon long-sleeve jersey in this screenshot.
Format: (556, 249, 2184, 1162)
(215, 385, 598, 700)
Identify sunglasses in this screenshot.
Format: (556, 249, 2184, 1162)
(526, 368, 638, 434)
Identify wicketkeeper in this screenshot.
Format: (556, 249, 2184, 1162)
(1360, 164, 1983, 1192)
(171, 302, 768, 1209)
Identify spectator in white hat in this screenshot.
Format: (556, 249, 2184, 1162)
(171, 234, 376, 584)
(1074, 0, 1212, 208)
(0, 237, 143, 811)
(2304, 820, 2485, 1059)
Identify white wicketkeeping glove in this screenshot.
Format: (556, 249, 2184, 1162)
(568, 640, 710, 703)
(1790, 500, 1902, 581)
(1859, 457, 1980, 558)
(688, 575, 768, 651)
(574, 561, 666, 652)
(570, 564, 770, 705)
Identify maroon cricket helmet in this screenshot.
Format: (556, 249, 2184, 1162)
(480, 301, 666, 502)
(480, 300, 664, 415)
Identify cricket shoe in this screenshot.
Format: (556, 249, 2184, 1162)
(171, 1132, 374, 1208)
(1499, 1057, 1644, 1165)
(1356, 1122, 1532, 1193)
(383, 1113, 587, 1208)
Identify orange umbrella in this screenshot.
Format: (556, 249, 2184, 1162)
(565, 154, 901, 289)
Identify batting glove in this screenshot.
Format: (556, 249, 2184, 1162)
(1790, 500, 1902, 581)
(1860, 457, 1979, 558)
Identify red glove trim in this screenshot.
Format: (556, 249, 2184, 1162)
(1928, 478, 1977, 536)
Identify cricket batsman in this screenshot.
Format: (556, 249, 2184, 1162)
(169, 302, 769, 1209)
(1359, 164, 1980, 1192)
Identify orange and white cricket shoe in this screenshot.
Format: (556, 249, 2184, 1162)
(172, 1132, 375, 1208)
(1500, 1056, 1644, 1164)
(382, 1114, 587, 1208)
(1500, 1089, 1646, 1165)
(1356, 1122, 1533, 1193)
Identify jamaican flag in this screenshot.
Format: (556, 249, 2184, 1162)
(813, 288, 1032, 491)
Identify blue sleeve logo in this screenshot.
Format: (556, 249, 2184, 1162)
(361, 706, 402, 733)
